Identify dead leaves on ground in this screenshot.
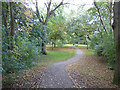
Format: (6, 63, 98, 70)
(66, 53, 119, 88)
(3, 65, 46, 88)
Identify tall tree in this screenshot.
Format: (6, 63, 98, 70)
(113, 1, 120, 86)
(34, 0, 68, 55)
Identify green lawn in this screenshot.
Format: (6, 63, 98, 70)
(47, 44, 94, 56)
(38, 47, 76, 66)
(77, 44, 94, 55)
(78, 44, 87, 49)
(83, 49, 94, 55)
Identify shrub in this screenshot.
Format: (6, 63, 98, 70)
(102, 35, 115, 69)
(2, 32, 41, 73)
(89, 33, 115, 69)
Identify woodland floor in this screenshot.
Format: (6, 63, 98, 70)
(66, 49, 119, 88)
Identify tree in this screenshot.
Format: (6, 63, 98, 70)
(34, 0, 68, 55)
(65, 9, 93, 46)
(113, 1, 120, 86)
(9, 2, 15, 50)
(48, 7, 66, 48)
(2, 2, 41, 73)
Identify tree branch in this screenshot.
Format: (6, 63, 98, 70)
(35, 0, 43, 23)
(49, 1, 64, 15)
(94, 0, 107, 34)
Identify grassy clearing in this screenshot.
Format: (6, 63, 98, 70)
(38, 47, 76, 66)
(3, 47, 76, 88)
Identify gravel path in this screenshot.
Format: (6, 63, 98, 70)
(38, 46, 83, 88)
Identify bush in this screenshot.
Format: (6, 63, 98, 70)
(89, 33, 115, 69)
(94, 44, 104, 56)
(2, 32, 41, 73)
(102, 35, 115, 69)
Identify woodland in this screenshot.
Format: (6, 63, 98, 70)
(1, 0, 120, 88)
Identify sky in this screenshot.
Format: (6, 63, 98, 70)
(27, 0, 94, 14)
(64, 0, 94, 14)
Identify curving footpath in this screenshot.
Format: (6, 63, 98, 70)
(38, 46, 83, 88)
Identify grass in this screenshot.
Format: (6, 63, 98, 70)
(78, 44, 87, 49)
(82, 49, 94, 55)
(77, 44, 94, 55)
(3, 46, 76, 88)
(38, 47, 76, 66)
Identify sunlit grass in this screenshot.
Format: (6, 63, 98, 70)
(83, 49, 94, 55)
(78, 44, 87, 49)
(77, 44, 94, 55)
(63, 44, 73, 47)
(38, 47, 76, 66)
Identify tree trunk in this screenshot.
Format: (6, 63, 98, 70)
(9, 2, 15, 50)
(54, 43, 56, 48)
(87, 44, 88, 49)
(113, 1, 120, 86)
(41, 27, 47, 55)
(52, 42, 53, 50)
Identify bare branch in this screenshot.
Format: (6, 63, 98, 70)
(49, 1, 63, 15)
(44, 2, 47, 8)
(35, 0, 43, 23)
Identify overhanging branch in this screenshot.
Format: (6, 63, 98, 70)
(94, 0, 107, 34)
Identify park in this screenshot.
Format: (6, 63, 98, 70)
(2, 0, 120, 88)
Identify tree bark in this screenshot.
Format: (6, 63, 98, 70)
(9, 2, 15, 50)
(113, 1, 120, 86)
(41, 27, 47, 55)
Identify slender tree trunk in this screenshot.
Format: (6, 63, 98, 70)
(9, 2, 15, 50)
(113, 1, 120, 86)
(87, 44, 88, 49)
(52, 42, 53, 50)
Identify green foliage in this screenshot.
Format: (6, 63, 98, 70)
(94, 44, 103, 56)
(47, 11, 66, 47)
(90, 34, 115, 69)
(3, 74, 15, 84)
(56, 40, 64, 47)
(2, 31, 41, 73)
(102, 35, 115, 69)
(2, 2, 44, 73)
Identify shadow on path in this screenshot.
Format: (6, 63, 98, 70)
(38, 46, 83, 88)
